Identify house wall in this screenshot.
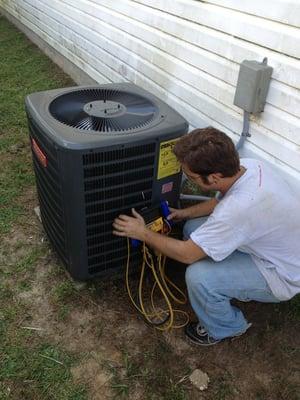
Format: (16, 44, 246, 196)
(1, 0, 300, 187)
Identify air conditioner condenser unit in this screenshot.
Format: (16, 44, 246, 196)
(25, 83, 188, 280)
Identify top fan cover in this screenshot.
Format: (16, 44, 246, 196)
(49, 88, 158, 133)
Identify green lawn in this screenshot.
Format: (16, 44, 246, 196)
(0, 15, 73, 234)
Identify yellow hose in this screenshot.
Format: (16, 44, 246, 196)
(125, 227, 190, 331)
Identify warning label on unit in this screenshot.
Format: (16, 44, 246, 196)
(157, 139, 181, 179)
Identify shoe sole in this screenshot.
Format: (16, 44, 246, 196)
(185, 334, 221, 346)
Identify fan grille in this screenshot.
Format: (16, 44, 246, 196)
(49, 88, 158, 133)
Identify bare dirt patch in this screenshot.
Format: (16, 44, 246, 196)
(72, 357, 113, 400)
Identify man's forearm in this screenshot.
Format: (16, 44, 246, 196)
(112, 209, 207, 263)
(185, 198, 218, 219)
(141, 229, 206, 264)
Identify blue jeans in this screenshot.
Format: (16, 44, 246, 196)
(183, 217, 279, 340)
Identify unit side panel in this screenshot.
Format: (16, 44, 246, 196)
(82, 141, 157, 277)
(28, 117, 69, 266)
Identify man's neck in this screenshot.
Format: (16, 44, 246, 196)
(219, 167, 246, 195)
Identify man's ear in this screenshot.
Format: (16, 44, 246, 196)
(208, 173, 223, 184)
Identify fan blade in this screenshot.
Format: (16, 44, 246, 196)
(112, 113, 153, 130)
(75, 116, 93, 130)
(126, 104, 156, 115)
(51, 100, 88, 125)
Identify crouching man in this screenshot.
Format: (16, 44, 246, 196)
(113, 127, 300, 346)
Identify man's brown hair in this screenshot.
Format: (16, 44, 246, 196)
(173, 127, 240, 180)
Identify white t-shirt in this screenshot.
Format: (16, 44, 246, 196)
(190, 158, 300, 301)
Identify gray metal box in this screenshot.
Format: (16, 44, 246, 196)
(234, 59, 273, 113)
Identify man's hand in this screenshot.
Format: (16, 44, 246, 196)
(168, 207, 189, 222)
(113, 208, 146, 240)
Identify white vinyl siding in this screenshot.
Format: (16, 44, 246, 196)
(1, 0, 300, 184)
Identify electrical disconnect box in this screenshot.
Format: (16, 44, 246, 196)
(234, 58, 273, 114)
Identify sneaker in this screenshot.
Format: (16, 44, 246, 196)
(185, 322, 221, 346)
(185, 321, 252, 346)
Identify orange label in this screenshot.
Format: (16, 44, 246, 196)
(31, 138, 47, 168)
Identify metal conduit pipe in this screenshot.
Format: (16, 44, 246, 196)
(180, 193, 212, 201)
(235, 110, 251, 151)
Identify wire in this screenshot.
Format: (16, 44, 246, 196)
(125, 221, 190, 331)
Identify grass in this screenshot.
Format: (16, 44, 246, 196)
(15, 246, 46, 273)
(0, 272, 89, 400)
(210, 373, 236, 400)
(52, 281, 78, 303)
(104, 341, 190, 400)
(0, 15, 73, 235)
(0, 280, 88, 400)
(286, 295, 300, 319)
(0, 339, 87, 399)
